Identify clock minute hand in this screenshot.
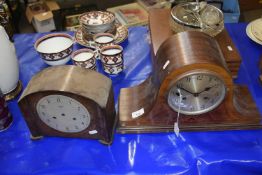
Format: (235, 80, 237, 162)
(198, 84, 218, 95)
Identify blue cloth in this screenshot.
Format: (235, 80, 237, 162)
(1, 24, 262, 175)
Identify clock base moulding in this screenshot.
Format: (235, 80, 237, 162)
(118, 85, 262, 133)
(28, 108, 119, 145)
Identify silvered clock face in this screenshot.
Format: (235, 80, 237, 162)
(168, 73, 226, 115)
(36, 95, 91, 133)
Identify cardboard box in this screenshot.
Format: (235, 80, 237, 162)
(26, 1, 60, 32)
(64, 14, 81, 31)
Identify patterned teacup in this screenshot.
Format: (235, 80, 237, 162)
(71, 48, 96, 70)
(93, 33, 115, 50)
(100, 45, 123, 74)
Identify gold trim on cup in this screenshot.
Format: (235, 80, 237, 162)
(100, 45, 123, 56)
(93, 33, 115, 45)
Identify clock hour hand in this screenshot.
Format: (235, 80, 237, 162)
(177, 87, 195, 96)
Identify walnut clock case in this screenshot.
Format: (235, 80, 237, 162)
(117, 10, 262, 133)
(18, 65, 116, 144)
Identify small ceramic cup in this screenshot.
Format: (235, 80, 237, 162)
(93, 33, 115, 50)
(100, 45, 124, 74)
(71, 48, 96, 70)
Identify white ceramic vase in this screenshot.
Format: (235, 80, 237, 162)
(0, 25, 19, 95)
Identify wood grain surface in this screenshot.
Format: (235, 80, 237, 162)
(117, 9, 261, 133)
(148, 9, 241, 78)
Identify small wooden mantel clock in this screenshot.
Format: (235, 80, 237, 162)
(117, 9, 262, 133)
(18, 65, 116, 144)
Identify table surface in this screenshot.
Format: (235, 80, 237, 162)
(1, 23, 262, 175)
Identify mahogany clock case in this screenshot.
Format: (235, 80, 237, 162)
(18, 66, 116, 144)
(149, 9, 242, 79)
(117, 9, 262, 133)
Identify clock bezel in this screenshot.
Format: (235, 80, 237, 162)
(24, 90, 106, 140)
(167, 70, 227, 115)
(36, 94, 92, 133)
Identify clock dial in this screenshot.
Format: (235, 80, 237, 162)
(36, 95, 91, 133)
(168, 73, 226, 115)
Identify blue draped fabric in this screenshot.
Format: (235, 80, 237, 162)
(1, 24, 262, 175)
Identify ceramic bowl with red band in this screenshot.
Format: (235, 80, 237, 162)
(35, 33, 74, 66)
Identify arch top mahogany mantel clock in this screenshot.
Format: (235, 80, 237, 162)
(117, 9, 262, 133)
(18, 65, 116, 144)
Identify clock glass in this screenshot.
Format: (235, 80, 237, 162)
(36, 95, 91, 133)
(168, 72, 226, 115)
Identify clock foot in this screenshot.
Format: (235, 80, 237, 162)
(30, 135, 43, 140)
(4, 80, 22, 101)
(0, 115, 13, 132)
(99, 139, 112, 145)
